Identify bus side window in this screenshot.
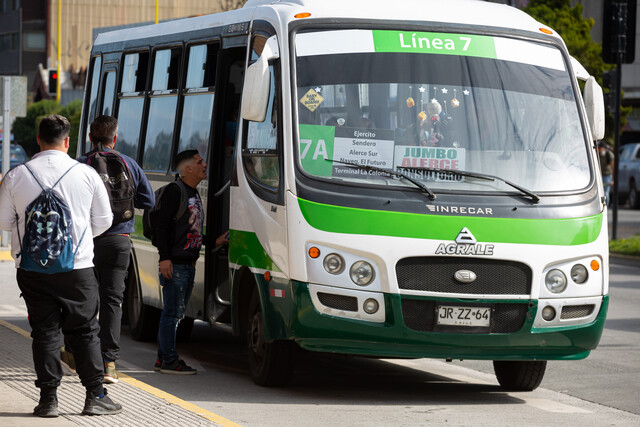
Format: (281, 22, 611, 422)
(143, 46, 182, 172)
(83, 55, 102, 151)
(243, 62, 280, 192)
(176, 43, 218, 161)
(101, 71, 116, 116)
(116, 51, 149, 161)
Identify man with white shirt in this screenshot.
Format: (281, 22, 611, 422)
(0, 115, 122, 417)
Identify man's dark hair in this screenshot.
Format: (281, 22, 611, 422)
(175, 149, 199, 169)
(90, 115, 118, 145)
(38, 115, 70, 145)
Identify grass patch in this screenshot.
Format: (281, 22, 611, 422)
(609, 234, 640, 257)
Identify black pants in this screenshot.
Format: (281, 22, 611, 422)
(93, 235, 131, 361)
(17, 267, 104, 397)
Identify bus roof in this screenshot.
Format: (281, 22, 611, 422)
(93, 0, 559, 48)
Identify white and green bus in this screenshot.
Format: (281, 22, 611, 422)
(79, 0, 608, 390)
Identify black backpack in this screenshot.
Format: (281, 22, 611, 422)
(142, 180, 188, 246)
(87, 147, 136, 226)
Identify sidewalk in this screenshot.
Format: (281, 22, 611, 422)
(0, 319, 232, 426)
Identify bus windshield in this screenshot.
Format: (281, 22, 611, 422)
(294, 29, 591, 194)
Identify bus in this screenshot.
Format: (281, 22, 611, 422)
(79, 0, 608, 390)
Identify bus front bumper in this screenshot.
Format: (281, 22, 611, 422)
(263, 280, 608, 361)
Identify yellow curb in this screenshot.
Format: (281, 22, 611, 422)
(0, 249, 12, 262)
(119, 373, 242, 427)
(0, 319, 242, 427)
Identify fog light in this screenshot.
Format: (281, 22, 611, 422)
(363, 298, 379, 314)
(545, 269, 567, 293)
(350, 261, 375, 286)
(570, 264, 588, 284)
(541, 305, 556, 321)
(323, 253, 345, 275)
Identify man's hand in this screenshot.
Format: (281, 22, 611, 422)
(160, 259, 173, 279)
(216, 231, 230, 247)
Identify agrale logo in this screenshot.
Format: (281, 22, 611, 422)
(435, 227, 495, 256)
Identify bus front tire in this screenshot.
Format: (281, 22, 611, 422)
(493, 360, 547, 391)
(247, 290, 295, 386)
(127, 280, 160, 342)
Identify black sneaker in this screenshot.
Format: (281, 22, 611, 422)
(82, 390, 123, 416)
(34, 396, 58, 418)
(159, 359, 197, 375)
(154, 359, 162, 371)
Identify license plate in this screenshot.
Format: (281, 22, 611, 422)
(437, 305, 491, 327)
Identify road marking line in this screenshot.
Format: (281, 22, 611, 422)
(522, 397, 592, 413)
(0, 319, 243, 427)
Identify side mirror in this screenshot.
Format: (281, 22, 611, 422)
(241, 36, 279, 122)
(583, 77, 605, 141)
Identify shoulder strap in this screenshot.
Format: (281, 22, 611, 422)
(174, 180, 189, 220)
(26, 162, 80, 191)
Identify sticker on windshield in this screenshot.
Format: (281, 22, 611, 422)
(299, 125, 395, 177)
(300, 88, 325, 112)
(395, 146, 466, 182)
(296, 30, 565, 71)
(372, 30, 497, 59)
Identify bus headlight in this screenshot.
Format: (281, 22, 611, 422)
(350, 261, 375, 286)
(323, 253, 345, 275)
(570, 264, 588, 284)
(545, 269, 567, 293)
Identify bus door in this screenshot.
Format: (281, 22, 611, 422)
(204, 32, 249, 326)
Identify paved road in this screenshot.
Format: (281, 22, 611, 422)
(1, 258, 639, 426)
(608, 205, 639, 239)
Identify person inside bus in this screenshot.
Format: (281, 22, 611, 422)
(153, 150, 229, 374)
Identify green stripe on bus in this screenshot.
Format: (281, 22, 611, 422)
(229, 229, 282, 272)
(372, 30, 497, 58)
(297, 198, 602, 245)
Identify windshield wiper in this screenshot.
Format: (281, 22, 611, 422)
(397, 167, 540, 204)
(326, 159, 436, 200)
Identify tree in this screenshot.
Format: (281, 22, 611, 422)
(523, 0, 630, 141)
(13, 99, 84, 158)
(12, 100, 60, 157)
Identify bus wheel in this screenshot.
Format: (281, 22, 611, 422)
(247, 290, 295, 386)
(493, 360, 547, 391)
(127, 280, 160, 342)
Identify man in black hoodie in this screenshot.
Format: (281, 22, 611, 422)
(153, 150, 227, 374)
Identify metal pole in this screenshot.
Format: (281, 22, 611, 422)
(57, 0, 61, 103)
(611, 57, 622, 241)
(155, 0, 159, 24)
(1, 77, 11, 247)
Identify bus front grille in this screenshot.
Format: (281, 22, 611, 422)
(401, 299, 528, 334)
(396, 257, 532, 295)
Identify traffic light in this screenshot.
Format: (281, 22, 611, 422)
(48, 69, 58, 96)
(602, 70, 617, 113)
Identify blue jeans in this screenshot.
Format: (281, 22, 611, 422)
(603, 174, 613, 206)
(157, 264, 195, 365)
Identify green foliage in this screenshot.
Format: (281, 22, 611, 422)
(12, 99, 83, 159)
(523, 0, 629, 141)
(58, 100, 83, 158)
(13, 100, 60, 157)
(609, 234, 640, 257)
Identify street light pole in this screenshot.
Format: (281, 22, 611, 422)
(57, 0, 61, 103)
